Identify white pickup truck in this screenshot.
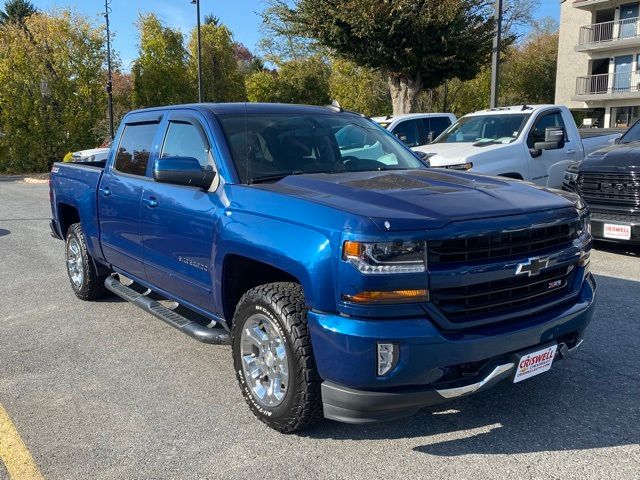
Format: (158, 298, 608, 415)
(414, 105, 623, 188)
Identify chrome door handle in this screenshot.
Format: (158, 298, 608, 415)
(565, 149, 576, 154)
(99, 187, 111, 196)
(144, 197, 158, 208)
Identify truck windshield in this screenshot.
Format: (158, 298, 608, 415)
(618, 120, 640, 143)
(434, 114, 530, 145)
(217, 113, 426, 183)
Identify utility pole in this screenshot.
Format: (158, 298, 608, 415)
(192, 0, 203, 103)
(104, 0, 114, 139)
(490, 0, 503, 109)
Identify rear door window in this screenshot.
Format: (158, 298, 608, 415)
(114, 123, 158, 176)
(423, 117, 452, 142)
(391, 120, 421, 147)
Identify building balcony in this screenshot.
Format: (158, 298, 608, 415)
(577, 17, 640, 52)
(574, 0, 617, 11)
(574, 71, 640, 101)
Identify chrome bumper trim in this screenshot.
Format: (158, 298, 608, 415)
(435, 362, 515, 399)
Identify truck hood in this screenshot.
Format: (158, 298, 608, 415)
(414, 142, 512, 167)
(581, 142, 640, 172)
(257, 169, 575, 231)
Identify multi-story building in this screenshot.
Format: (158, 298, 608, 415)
(556, 0, 640, 128)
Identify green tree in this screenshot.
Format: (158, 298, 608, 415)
(329, 58, 390, 116)
(440, 17, 559, 116)
(131, 14, 193, 108)
(500, 20, 559, 105)
(0, 0, 37, 26)
(93, 70, 133, 141)
(188, 21, 247, 102)
(271, 0, 495, 115)
(258, 0, 316, 63)
(0, 10, 106, 173)
(246, 56, 330, 105)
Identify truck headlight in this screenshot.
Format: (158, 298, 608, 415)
(342, 240, 426, 274)
(445, 162, 473, 171)
(577, 210, 591, 237)
(564, 171, 578, 183)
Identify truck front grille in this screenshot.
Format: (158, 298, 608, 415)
(577, 172, 640, 207)
(430, 265, 576, 322)
(428, 222, 578, 264)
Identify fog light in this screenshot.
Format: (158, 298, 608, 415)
(377, 342, 398, 376)
(578, 250, 591, 268)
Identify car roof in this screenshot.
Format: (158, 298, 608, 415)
(128, 102, 352, 117)
(465, 105, 557, 117)
(371, 113, 454, 123)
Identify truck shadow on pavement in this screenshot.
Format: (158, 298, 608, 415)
(305, 275, 640, 456)
(0, 228, 10, 237)
(593, 241, 639, 257)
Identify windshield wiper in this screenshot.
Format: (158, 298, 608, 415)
(248, 170, 342, 184)
(249, 172, 303, 184)
(472, 140, 503, 147)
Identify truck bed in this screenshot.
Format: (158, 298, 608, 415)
(579, 128, 626, 139)
(49, 162, 104, 253)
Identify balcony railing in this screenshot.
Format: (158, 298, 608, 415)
(579, 17, 640, 45)
(576, 71, 640, 95)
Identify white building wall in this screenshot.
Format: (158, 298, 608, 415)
(555, 1, 591, 108)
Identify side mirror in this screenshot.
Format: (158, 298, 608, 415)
(414, 150, 431, 166)
(153, 156, 216, 190)
(534, 126, 565, 152)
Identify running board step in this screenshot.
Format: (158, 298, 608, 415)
(105, 275, 231, 345)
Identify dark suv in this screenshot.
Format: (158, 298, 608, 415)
(564, 122, 640, 245)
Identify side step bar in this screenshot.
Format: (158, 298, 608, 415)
(105, 275, 231, 345)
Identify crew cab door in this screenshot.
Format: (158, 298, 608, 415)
(526, 109, 578, 187)
(99, 115, 162, 280)
(141, 111, 220, 310)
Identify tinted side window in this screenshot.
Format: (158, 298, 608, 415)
(528, 112, 566, 148)
(392, 120, 420, 147)
(425, 117, 452, 141)
(161, 121, 212, 168)
(114, 123, 158, 176)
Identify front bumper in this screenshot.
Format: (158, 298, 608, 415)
(309, 274, 596, 423)
(590, 214, 640, 244)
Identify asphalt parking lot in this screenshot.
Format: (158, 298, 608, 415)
(1, 181, 639, 479)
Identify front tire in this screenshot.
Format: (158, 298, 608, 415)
(232, 282, 323, 433)
(65, 223, 108, 300)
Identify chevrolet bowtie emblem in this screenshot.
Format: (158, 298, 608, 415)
(516, 257, 550, 277)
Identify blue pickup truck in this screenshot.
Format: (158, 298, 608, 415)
(49, 103, 596, 432)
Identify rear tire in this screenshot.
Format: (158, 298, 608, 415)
(65, 223, 109, 300)
(232, 282, 323, 433)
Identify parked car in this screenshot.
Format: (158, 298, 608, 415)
(372, 113, 456, 149)
(563, 121, 640, 244)
(71, 146, 110, 164)
(49, 103, 596, 432)
(415, 105, 621, 188)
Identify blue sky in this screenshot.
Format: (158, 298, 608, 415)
(31, 0, 560, 70)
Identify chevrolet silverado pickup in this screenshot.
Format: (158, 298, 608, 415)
(416, 105, 621, 188)
(563, 120, 640, 244)
(49, 103, 596, 432)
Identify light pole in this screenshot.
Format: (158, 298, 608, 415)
(104, 0, 114, 139)
(191, 0, 203, 103)
(490, 0, 503, 109)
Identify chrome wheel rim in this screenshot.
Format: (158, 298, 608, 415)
(240, 313, 289, 408)
(66, 237, 84, 288)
